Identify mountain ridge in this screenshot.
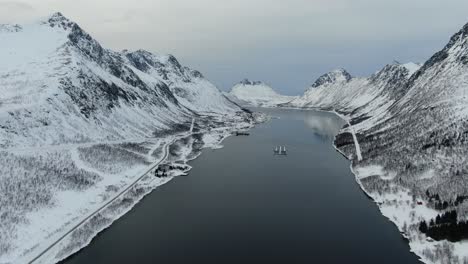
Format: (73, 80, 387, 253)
(279, 20, 468, 263)
(0, 12, 243, 148)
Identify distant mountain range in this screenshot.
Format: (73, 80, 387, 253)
(227, 79, 297, 107)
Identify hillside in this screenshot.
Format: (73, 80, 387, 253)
(0, 13, 253, 263)
(284, 22, 468, 263)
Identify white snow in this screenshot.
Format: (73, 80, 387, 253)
(0, 13, 256, 264)
(332, 111, 363, 161)
(228, 80, 297, 107)
(402, 62, 422, 76)
(282, 53, 468, 263)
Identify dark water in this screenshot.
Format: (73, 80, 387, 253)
(65, 108, 420, 264)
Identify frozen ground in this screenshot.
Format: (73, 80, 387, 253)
(0, 13, 260, 264)
(336, 112, 468, 264)
(279, 24, 468, 261)
(0, 112, 262, 264)
(351, 162, 468, 264)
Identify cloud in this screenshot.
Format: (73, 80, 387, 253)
(1, 0, 468, 94)
(0, 1, 35, 23)
(0, 0, 33, 10)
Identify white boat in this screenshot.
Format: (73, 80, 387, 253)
(274, 146, 287, 155)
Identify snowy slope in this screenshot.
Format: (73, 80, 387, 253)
(227, 79, 297, 107)
(0, 12, 253, 263)
(124, 50, 239, 114)
(356, 21, 468, 199)
(284, 21, 468, 263)
(284, 64, 420, 121)
(0, 12, 242, 149)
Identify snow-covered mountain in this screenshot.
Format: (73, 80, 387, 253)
(0, 12, 242, 149)
(284, 22, 468, 263)
(284, 62, 421, 124)
(227, 79, 297, 107)
(0, 13, 254, 263)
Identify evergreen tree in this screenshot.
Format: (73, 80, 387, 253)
(419, 221, 428, 233)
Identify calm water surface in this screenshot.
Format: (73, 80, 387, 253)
(64, 108, 420, 264)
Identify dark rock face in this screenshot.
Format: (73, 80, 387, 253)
(0, 12, 245, 151)
(239, 79, 263, 86)
(125, 50, 193, 83)
(408, 22, 468, 86)
(0, 24, 22, 32)
(190, 70, 204, 79)
(369, 64, 410, 86)
(368, 63, 413, 100)
(46, 12, 75, 30)
(239, 79, 252, 85)
(47, 18, 189, 119)
(311, 69, 352, 88)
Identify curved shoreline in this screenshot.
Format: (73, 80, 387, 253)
(13, 115, 257, 264)
(326, 109, 467, 264)
(277, 106, 446, 263)
(53, 129, 248, 264)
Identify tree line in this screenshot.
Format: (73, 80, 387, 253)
(419, 210, 468, 242)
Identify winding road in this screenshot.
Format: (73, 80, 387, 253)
(27, 136, 180, 264)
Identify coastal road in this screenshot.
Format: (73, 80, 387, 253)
(27, 136, 180, 264)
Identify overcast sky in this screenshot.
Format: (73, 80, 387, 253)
(1, 0, 468, 94)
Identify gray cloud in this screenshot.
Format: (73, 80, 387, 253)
(1, 0, 468, 94)
(0, 1, 35, 23)
(0, 0, 33, 10)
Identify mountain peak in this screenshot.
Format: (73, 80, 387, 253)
(43, 12, 75, 30)
(49, 12, 66, 19)
(311, 69, 352, 88)
(239, 79, 263, 86)
(407, 21, 468, 86)
(369, 62, 421, 85)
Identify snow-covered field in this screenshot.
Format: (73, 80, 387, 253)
(0, 13, 263, 264)
(0, 112, 260, 264)
(349, 147, 468, 264)
(316, 106, 468, 263)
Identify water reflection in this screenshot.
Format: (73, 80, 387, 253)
(303, 112, 344, 139)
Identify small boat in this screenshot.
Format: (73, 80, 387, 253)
(273, 146, 280, 154)
(273, 146, 287, 155)
(281, 146, 287, 155)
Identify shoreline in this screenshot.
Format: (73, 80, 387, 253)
(52, 130, 236, 263)
(4, 112, 259, 264)
(49, 125, 253, 264)
(275, 105, 466, 263)
(327, 109, 467, 264)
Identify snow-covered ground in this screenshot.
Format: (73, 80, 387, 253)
(1, 112, 260, 264)
(277, 23, 468, 262)
(0, 13, 261, 264)
(350, 155, 468, 264)
(328, 106, 468, 263)
(332, 111, 362, 161)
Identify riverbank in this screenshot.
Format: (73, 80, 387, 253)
(2, 111, 262, 264)
(328, 110, 468, 264)
(61, 108, 421, 264)
(275, 105, 467, 263)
